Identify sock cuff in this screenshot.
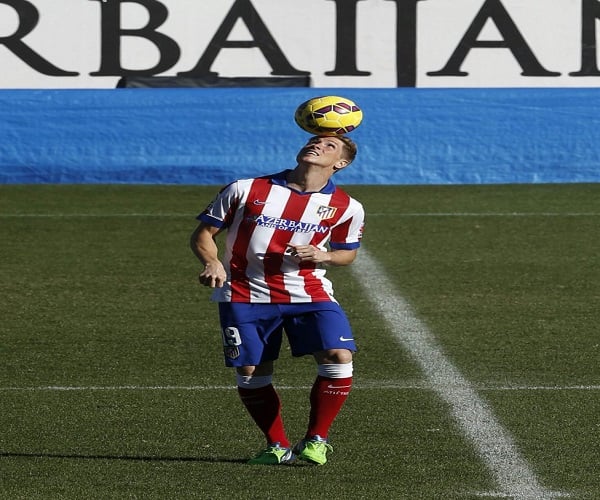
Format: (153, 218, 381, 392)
(317, 362, 353, 378)
(236, 374, 272, 389)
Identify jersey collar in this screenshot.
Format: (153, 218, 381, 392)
(271, 170, 336, 194)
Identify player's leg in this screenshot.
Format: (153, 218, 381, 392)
(291, 348, 353, 464)
(283, 303, 356, 464)
(307, 348, 354, 441)
(218, 303, 293, 464)
(237, 362, 294, 464)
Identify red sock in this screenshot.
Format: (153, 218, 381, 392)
(237, 384, 290, 448)
(306, 375, 353, 439)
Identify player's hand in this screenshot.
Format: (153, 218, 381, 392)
(286, 244, 330, 263)
(198, 261, 227, 288)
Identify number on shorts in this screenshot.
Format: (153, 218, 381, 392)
(222, 326, 242, 346)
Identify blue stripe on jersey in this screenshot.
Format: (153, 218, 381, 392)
(198, 212, 224, 228)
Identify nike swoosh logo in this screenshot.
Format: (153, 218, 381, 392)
(253, 200, 268, 205)
(327, 384, 352, 389)
(339, 336, 354, 342)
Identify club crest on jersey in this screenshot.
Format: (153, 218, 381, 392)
(317, 205, 337, 220)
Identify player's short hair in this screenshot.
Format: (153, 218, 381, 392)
(337, 135, 358, 163)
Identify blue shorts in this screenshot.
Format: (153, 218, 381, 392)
(217, 302, 357, 367)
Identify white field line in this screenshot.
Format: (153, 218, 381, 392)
(369, 212, 600, 217)
(0, 213, 190, 218)
(0, 212, 598, 218)
(473, 493, 571, 499)
(351, 248, 561, 500)
(1, 383, 599, 392)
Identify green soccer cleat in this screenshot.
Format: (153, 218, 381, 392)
(247, 443, 295, 465)
(293, 435, 333, 465)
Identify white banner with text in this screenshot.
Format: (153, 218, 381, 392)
(1, 0, 599, 88)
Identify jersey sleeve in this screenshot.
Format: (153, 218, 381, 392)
(329, 199, 365, 250)
(197, 181, 240, 229)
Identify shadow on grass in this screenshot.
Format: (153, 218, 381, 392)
(0, 451, 247, 464)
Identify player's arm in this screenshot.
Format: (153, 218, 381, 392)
(323, 248, 358, 266)
(287, 244, 358, 267)
(190, 222, 227, 288)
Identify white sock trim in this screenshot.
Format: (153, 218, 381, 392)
(317, 362, 353, 378)
(236, 373, 272, 389)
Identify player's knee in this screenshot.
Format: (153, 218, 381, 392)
(236, 362, 273, 377)
(315, 348, 353, 365)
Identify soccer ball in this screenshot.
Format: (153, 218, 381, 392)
(294, 95, 363, 136)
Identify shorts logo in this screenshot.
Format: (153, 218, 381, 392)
(224, 346, 240, 359)
(317, 205, 337, 220)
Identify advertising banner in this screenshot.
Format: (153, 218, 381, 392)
(1, 0, 600, 88)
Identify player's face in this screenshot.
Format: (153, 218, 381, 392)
(297, 136, 348, 170)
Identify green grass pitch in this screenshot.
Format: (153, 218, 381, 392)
(0, 183, 598, 499)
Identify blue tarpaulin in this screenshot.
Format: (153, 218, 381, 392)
(1, 88, 598, 184)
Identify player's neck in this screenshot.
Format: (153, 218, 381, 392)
(287, 166, 330, 193)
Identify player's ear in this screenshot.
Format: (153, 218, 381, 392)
(333, 159, 350, 172)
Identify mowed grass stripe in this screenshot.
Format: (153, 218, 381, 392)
(352, 247, 561, 500)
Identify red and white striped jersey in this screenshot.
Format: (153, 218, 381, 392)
(198, 170, 365, 303)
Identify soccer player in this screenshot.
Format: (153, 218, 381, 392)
(190, 134, 364, 465)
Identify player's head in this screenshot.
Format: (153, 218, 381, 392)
(325, 135, 357, 166)
(298, 135, 357, 173)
